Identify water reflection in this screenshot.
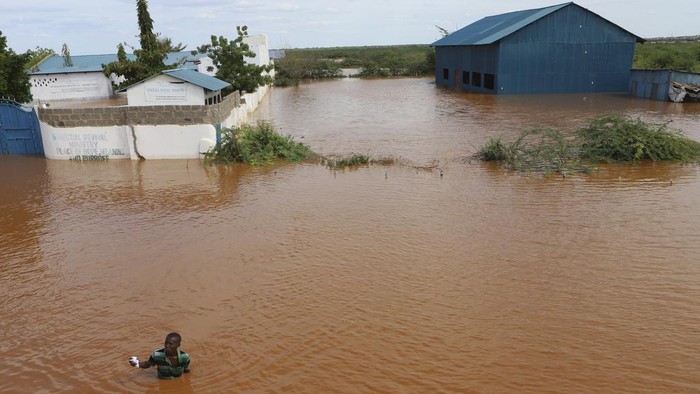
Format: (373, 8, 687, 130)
(0, 156, 50, 269)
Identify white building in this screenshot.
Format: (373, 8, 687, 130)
(123, 69, 230, 106)
(28, 52, 212, 103)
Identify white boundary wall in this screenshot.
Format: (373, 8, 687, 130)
(40, 123, 217, 160)
(221, 85, 270, 128)
(39, 86, 271, 160)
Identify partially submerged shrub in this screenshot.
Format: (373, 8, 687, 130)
(474, 137, 508, 161)
(321, 153, 371, 168)
(474, 113, 700, 175)
(319, 153, 400, 168)
(476, 128, 582, 175)
(205, 122, 316, 165)
(577, 113, 700, 163)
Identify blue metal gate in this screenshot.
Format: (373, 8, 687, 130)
(0, 98, 44, 156)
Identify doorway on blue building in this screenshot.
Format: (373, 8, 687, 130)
(0, 99, 44, 156)
(454, 69, 462, 87)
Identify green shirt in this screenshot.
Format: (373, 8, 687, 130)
(148, 348, 190, 379)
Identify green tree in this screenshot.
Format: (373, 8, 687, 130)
(117, 43, 127, 62)
(0, 31, 32, 102)
(61, 43, 73, 67)
(633, 42, 700, 72)
(24, 46, 55, 71)
(103, 0, 181, 87)
(134, 0, 165, 69)
(197, 26, 273, 94)
(157, 36, 186, 53)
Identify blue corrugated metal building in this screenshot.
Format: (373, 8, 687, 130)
(432, 2, 644, 94)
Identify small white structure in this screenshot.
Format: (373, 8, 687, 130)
(28, 54, 119, 102)
(123, 69, 230, 106)
(28, 52, 212, 103)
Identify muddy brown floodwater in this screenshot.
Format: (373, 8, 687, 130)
(2, 78, 700, 393)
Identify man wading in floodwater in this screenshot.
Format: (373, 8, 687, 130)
(129, 332, 190, 379)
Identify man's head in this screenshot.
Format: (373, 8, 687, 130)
(164, 332, 182, 355)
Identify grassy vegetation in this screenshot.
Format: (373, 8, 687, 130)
(204, 122, 316, 166)
(578, 114, 700, 162)
(474, 113, 700, 175)
(274, 45, 434, 86)
(273, 51, 344, 86)
(321, 153, 371, 168)
(475, 128, 586, 176)
(204, 123, 396, 170)
(320, 153, 400, 169)
(633, 40, 700, 72)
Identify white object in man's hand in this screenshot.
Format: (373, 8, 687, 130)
(129, 356, 139, 368)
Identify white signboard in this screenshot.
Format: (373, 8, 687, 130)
(145, 82, 187, 103)
(48, 79, 101, 95)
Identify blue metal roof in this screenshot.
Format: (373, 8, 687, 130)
(431, 2, 643, 46)
(28, 51, 206, 75)
(162, 69, 230, 91)
(28, 53, 123, 74)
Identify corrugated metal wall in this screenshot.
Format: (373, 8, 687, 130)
(435, 45, 499, 93)
(630, 69, 700, 101)
(435, 4, 638, 95)
(0, 99, 44, 156)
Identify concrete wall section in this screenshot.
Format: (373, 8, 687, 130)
(40, 122, 216, 160)
(40, 124, 131, 160)
(38, 92, 240, 128)
(220, 85, 270, 128)
(36, 87, 271, 160)
(39, 121, 211, 161)
(131, 124, 216, 159)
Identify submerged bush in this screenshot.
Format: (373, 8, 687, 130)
(479, 128, 583, 175)
(205, 122, 316, 165)
(577, 113, 700, 163)
(475, 113, 700, 175)
(474, 137, 509, 161)
(319, 153, 399, 169)
(321, 153, 371, 168)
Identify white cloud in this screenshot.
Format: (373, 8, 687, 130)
(2, 0, 697, 53)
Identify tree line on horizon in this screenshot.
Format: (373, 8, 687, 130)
(633, 41, 700, 72)
(273, 45, 435, 86)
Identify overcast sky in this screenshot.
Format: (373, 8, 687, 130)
(2, 0, 698, 55)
